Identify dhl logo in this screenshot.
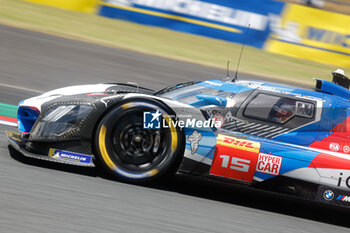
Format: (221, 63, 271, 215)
(216, 135, 260, 153)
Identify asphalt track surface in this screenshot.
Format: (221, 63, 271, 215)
(0, 24, 349, 233)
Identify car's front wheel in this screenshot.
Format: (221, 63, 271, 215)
(94, 100, 184, 183)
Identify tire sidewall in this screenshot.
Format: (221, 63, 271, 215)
(95, 99, 184, 183)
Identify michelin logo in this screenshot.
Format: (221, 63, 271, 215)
(187, 130, 202, 154)
(106, 0, 268, 30)
(49, 149, 92, 164)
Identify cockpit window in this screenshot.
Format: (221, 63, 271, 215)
(295, 101, 314, 118)
(244, 93, 314, 124)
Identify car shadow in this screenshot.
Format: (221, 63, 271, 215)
(8, 145, 350, 228)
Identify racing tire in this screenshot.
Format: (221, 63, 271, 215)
(94, 99, 184, 183)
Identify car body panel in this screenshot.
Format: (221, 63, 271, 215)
(7, 78, 350, 207)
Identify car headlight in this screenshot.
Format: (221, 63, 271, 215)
(30, 104, 93, 139)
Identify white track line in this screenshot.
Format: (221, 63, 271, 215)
(0, 82, 43, 94)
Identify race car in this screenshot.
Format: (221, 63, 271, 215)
(6, 77, 350, 207)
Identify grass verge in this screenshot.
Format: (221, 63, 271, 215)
(1, 0, 349, 84)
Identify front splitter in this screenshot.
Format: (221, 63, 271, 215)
(6, 131, 95, 167)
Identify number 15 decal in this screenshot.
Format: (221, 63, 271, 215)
(210, 139, 259, 182)
(219, 155, 250, 172)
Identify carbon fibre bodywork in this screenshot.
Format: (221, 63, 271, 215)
(18, 84, 153, 155)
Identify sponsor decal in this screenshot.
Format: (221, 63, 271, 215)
(187, 130, 202, 155)
(329, 142, 340, 152)
(210, 152, 257, 182)
(210, 134, 260, 182)
(311, 154, 350, 190)
(337, 172, 350, 189)
(218, 155, 251, 172)
(256, 153, 282, 176)
(323, 190, 334, 201)
(101, 99, 109, 107)
(316, 186, 350, 205)
(224, 111, 235, 123)
(258, 86, 276, 92)
(49, 149, 92, 164)
(212, 114, 225, 128)
(343, 145, 350, 153)
(216, 134, 260, 153)
(337, 195, 350, 202)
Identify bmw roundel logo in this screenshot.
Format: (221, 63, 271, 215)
(323, 190, 334, 201)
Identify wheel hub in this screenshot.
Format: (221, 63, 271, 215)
(117, 123, 162, 165)
(133, 135, 143, 144)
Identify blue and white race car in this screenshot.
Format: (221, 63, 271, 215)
(7, 75, 350, 207)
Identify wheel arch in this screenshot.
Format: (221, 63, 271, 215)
(91, 96, 186, 182)
(90, 96, 177, 155)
